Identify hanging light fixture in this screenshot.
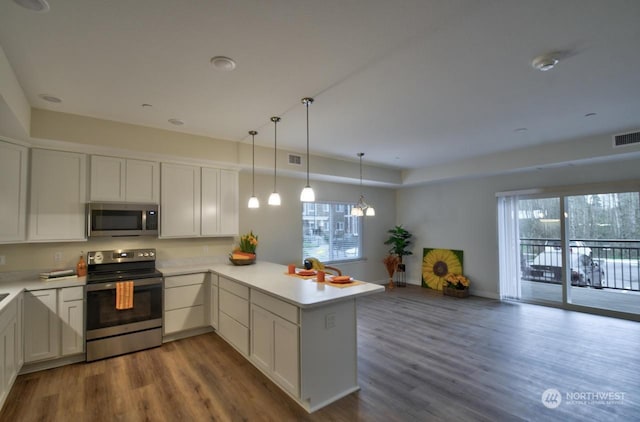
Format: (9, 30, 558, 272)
(247, 130, 260, 209)
(351, 152, 375, 217)
(300, 97, 315, 202)
(268, 116, 282, 206)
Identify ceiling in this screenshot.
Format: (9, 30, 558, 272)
(1, 0, 639, 170)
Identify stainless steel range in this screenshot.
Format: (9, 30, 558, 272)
(85, 248, 163, 362)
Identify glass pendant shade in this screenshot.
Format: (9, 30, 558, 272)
(269, 116, 281, 206)
(366, 206, 375, 216)
(300, 186, 315, 202)
(268, 192, 281, 206)
(300, 97, 315, 202)
(248, 130, 259, 209)
(248, 196, 260, 208)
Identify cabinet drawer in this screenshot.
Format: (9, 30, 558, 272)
(219, 289, 249, 327)
(0, 299, 17, 331)
(164, 305, 205, 334)
(61, 286, 84, 302)
(165, 284, 204, 311)
(252, 290, 299, 324)
(219, 311, 249, 355)
(219, 276, 248, 299)
(164, 273, 206, 288)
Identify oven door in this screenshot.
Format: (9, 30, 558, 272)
(86, 278, 163, 340)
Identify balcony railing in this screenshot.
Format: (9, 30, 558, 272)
(520, 238, 640, 291)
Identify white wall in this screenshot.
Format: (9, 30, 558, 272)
(239, 172, 396, 283)
(397, 157, 640, 298)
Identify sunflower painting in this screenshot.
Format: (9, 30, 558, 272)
(422, 248, 464, 290)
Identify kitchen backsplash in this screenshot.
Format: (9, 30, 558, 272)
(0, 237, 234, 274)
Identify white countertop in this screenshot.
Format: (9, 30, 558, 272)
(161, 261, 385, 308)
(0, 276, 86, 313)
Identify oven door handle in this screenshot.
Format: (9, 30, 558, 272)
(86, 277, 163, 292)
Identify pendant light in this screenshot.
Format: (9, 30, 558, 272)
(351, 152, 375, 216)
(300, 97, 315, 202)
(247, 130, 260, 209)
(268, 116, 282, 206)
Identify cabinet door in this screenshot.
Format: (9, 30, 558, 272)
(0, 140, 28, 243)
(210, 280, 219, 329)
(90, 155, 125, 201)
(272, 316, 300, 396)
(59, 298, 84, 356)
(126, 159, 159, 203)
(1, 319, 16, 392)
(24, 290, 60, 362)
(219, 170, 239, 236)
(201, 167, 219, 236)
(29, 149, 87, 241)
(250, 305, 273, 374)
(160, 163, 201, 237)
(16, 293, 23, 369)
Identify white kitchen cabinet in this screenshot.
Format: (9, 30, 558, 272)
(0, 140, 28, 243)
(218, 277, 249, 356)
(210, 274, 219, 329)
(161, 163, 238, 238)
(0, 296, 19, 408)
(250, 291, 300, 396)
(28, 149, 87, 241)
(24, 287, 85, 364)
(24, 289, 60, 363)
(16, 293, 23, 369)
(160, 163, 201, 237)
(58, 287, 84, 356)
(90, 155, 159, 203)
(201, 168, 239, 236)
(164, 273, 207, 335)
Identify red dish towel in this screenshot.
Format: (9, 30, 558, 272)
(116, 281, 134, 310)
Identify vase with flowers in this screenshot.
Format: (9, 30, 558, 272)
(443, 273, 470, 298)
(230, 230, 258, 265)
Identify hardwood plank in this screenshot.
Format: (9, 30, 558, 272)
(1, 286, 639, 421)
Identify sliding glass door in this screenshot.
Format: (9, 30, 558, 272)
(499, 187, 640, 318)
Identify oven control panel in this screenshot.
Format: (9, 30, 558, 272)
(88, 248, 156, 264)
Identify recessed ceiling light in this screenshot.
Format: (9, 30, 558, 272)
(168, 118, 184, 126)
(210, 56, 236, 72)
(13, 0, 49, 12)
(38, 94, 62, 103)
(584, 112, 597, 118)
(531, 53, 559, 71)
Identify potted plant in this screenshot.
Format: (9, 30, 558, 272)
(443, 273, 470, 298)
(384, 225, 413, 286)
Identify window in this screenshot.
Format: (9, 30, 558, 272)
(302, 202, 362, 262)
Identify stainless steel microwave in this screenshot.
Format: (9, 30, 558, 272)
(88, 203, 159, 237)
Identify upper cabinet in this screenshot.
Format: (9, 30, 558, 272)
(0, 140, 28, 243)
(90, 155, 159, 203)
(161, 163, 238, 238)
(28, 149, 87, 242)
(161, 163, 201, 238)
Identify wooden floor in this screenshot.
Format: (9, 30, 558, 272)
(2, 286, 639, 421)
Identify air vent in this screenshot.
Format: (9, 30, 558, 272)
(613, 130, 640, 148)
(288, 154, 302, 166)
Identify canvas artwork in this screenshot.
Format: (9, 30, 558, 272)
(422, 248, 464, 290)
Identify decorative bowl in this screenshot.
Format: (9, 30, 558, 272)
(229, 257, 256, 266)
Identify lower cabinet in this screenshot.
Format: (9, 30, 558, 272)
(24, 287, 85, 364)
(0, 294, 20, 408)
(250, 292, 300, 397)
(218, 277, 249, 356)
(164, 273, 207, 335)
(210, 274, 219, 329)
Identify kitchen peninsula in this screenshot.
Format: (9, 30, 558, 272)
(161, 261, 385, 413)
